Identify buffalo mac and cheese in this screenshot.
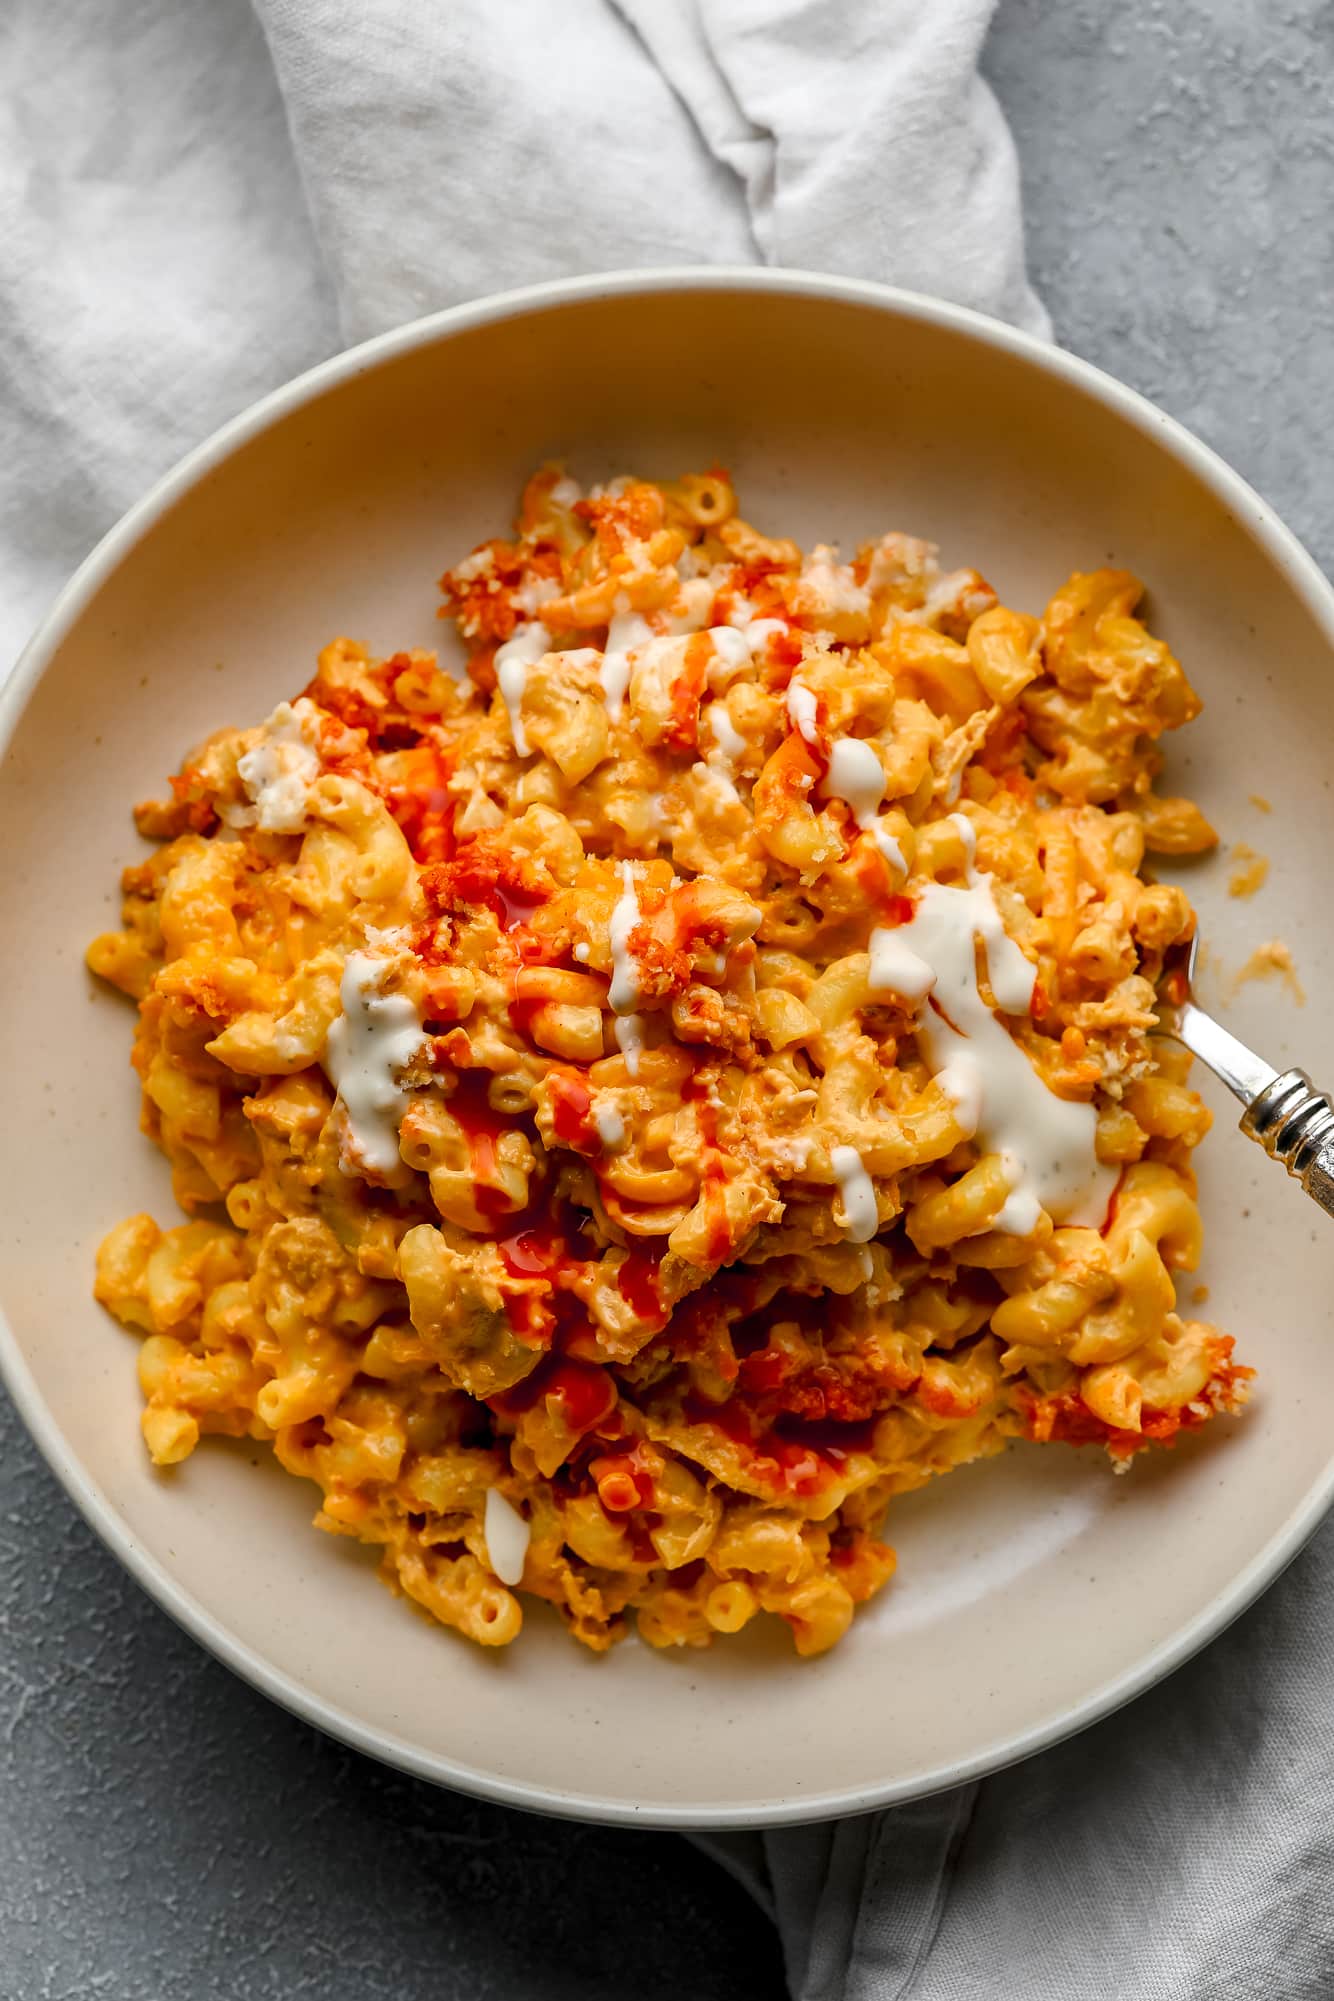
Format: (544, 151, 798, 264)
(88, 468, 1251, 1658)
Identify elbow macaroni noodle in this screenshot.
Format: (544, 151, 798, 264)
(88, 466, 1252, 1658)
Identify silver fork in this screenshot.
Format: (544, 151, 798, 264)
(1155, 930, 1334, 1217)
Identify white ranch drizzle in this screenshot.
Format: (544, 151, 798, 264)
(690, 699, 748, 803)
(867, 815, 1115, 1230)
(483, 1488, 530, 1586)
(909, 569, 980, 626)
(324, 951, 426, 1181)
(786, 678, 819, 746)
(601, 600, 654, 720)
(867, 926, 935, 1001)
(494, 624, 549, 756)
(830, 1144, 879, 1243)
(548, 475, 582, 510)
(707, 703, 747, 763)
(691, 761, 741, 805)
(593, 1099, 626, 1149)
(225, 699, 323, 833)
(704, 626, 754, 679)
(608, 862, 647, 1076)
(801, 544, 871, 618)
(725, 599, 789, 659)
(814, 733, 907, 874)
(451, 546, 496, 583)
(822, 738, 884, 825)
(513, 574, 562, 617)
(870, 824, 907, 873)
(614, 1015, 645, 1072)
(665, 576, 717, 633)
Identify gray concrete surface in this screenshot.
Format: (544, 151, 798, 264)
(984, 0, 1334, 577)
(2, 2, 1331, 1996)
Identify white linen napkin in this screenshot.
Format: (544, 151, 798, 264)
(698, 1514, 1334, 2000)
(38, 8, 1334, 2001)
(0, 0, 1045, 670)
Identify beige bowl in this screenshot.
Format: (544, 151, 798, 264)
(4, 271, 1333, 1829)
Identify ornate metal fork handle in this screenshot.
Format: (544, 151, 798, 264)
(1157, 933, 1334, 1219)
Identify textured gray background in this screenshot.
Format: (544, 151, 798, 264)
(2, 2, 1331, 1996)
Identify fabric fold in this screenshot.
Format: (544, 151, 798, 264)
(253, 0, 758, 344)
(615, 0, 1047, 335)
(722, 1520, 1334, 2000)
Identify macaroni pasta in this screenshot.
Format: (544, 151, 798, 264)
(89, 467, 1252, 1657)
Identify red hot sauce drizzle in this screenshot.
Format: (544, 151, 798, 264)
(381, 743, 454, 863)
(682, 1068, 733, 1268)
(682, 1393, 876, 1499)
(545, 1067, 598, 1152)
(488, 1353, 618, 1440)
(616, 1243, 667, 1332)
(445, 1076, 517, 1223)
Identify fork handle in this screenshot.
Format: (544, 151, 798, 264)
(1242, 1069, 1334, 1217)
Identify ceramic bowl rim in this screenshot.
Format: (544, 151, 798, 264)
(4, 265, 1333, 1830)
